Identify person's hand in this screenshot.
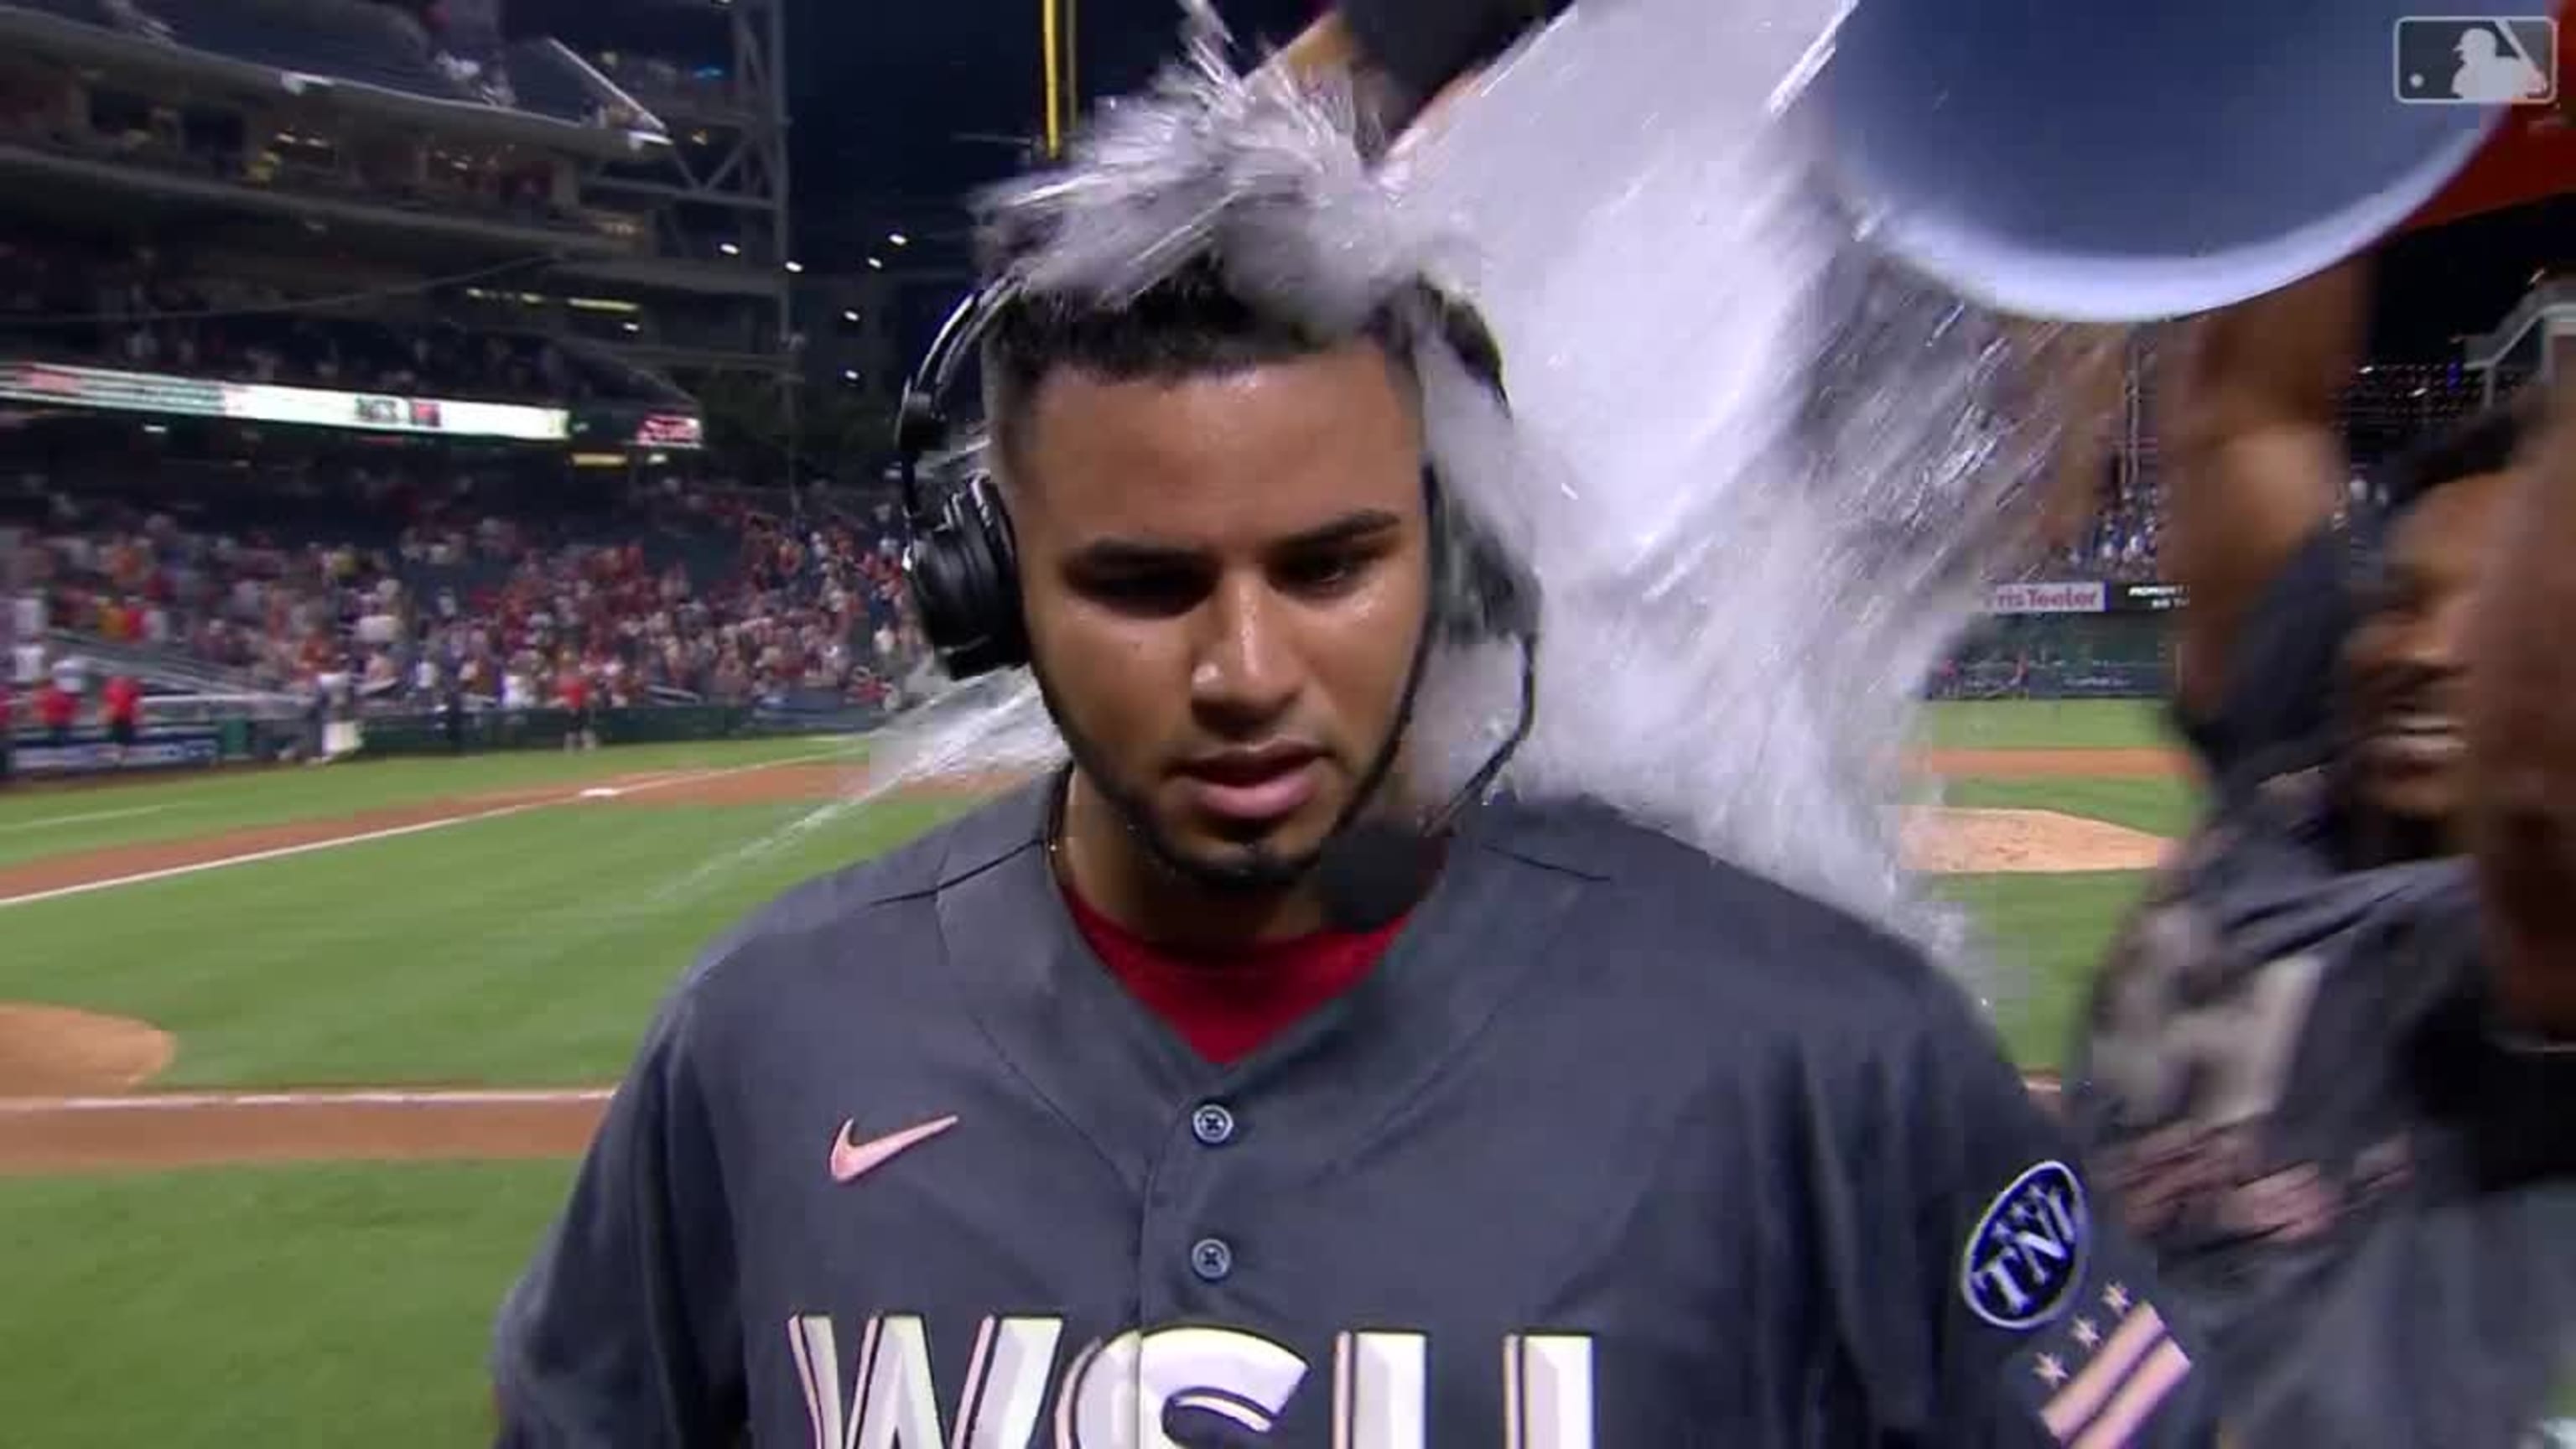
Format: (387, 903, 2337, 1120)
(1270, 12, 1363, 80)
(1263, 4, 1555, 160)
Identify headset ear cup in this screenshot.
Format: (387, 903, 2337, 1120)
(901, 525, 974, 674)
(961, 476, 1030, 670)
(902, 475, 1031, 680)
(1425, 470, 1540, 647)
(1434, 522, 1540, 646)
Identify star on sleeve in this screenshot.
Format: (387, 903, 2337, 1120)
(2009, 1291, 2199, 1447)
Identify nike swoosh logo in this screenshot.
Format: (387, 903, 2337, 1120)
(828, 1114, 958, 1185)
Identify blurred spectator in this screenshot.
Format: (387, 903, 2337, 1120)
(0, 236, 636, 408)
(35, 675, 76, 745)
(7, 465, 931, 721)
(2018, 358, 2487, 583)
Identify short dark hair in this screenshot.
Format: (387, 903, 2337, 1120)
(978, 257, 1490, 478)
(2374, 388, 2539, 520)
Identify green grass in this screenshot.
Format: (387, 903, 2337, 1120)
(0, 719, 2201, 1086)
(0, 735, 866, 870)
(1918, 699, 2175, 750)
(8, 706, 2569, 1438)
(0, 1160, 2561, 1446)
(1940, 870, 2155, 1071)
(0, 722, 2202, 1086)
(0, 792, 969, 1086)
(1937, 776, 2204, 839)
(0, 1162, 574, 1448)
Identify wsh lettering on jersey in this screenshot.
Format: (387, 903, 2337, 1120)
(788, 1315, 1596, 1448)
(1961, 1161, 2089, 1330)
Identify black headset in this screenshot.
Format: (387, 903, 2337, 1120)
(891, 279, 1540, 683)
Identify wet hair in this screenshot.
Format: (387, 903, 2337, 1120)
(979, 254, 1500, 478)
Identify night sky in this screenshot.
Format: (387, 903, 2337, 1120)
(782, 0, 1318, 216)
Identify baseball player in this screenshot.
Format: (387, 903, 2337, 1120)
(490, 40, 2227, 1440)
(2063, 262, 2576, 1446)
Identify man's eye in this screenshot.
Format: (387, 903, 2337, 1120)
(1276, 551, 1370, 596)
(1081, 570, 1204, 615)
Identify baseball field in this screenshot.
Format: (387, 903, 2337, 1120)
(0, 702, 2548, 1442)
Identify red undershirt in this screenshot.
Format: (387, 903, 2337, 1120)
(1062, 886, 1408, 1067)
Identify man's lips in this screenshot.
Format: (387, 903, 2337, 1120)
(2359, 704, 2464, 769)
(1177, 748, 1323, 823)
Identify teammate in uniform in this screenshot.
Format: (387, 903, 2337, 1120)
(2062, 262, 2576, 1445)
(490, 30, 2227, 1443)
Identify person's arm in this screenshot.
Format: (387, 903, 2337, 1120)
(1325, 0, 1569, 124)
(2154, 263, 2362, 754)
(1843, 983, 2225, 1445)
(491, 979, 745, 1446)
(1267, 2, 1569, 144)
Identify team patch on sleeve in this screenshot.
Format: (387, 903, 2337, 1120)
(2005, 1283, 2197, 1448)
(1960, 1161, 2089, 1330)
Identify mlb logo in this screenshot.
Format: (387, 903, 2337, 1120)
(2393, 16, 2559, 105)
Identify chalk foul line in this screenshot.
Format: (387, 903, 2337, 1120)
(0, 804, 172, 835)
(0, 1087, 616, 1114)
(0, 746, 861, 911)
(0, 1073, 2061, 1116)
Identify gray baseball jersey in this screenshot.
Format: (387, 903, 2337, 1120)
(495, 777, 2222, 1446)
(2065, 530, 2576, 1447)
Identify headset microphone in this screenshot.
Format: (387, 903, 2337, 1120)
(1315, 629, 1539, 933)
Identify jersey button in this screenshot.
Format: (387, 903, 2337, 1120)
(1189, 1237, 1234, 1283)
(1190, 1103, 1236, 1146)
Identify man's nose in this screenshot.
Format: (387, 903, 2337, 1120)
(2386, 600, 2472, 679)
(1189, 576, 1299, 730)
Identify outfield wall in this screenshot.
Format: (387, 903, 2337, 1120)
(351, 698, 890, 758)
(1933, 581, 2179, 701)
(2, 698, 890, 779)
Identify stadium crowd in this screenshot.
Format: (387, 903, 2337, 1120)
(2018, 359, 2490, 583)
(5, 470, 930, 719)
(0, 236, 656, 408)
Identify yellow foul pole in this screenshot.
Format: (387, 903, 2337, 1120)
(1041, 0, 1068, 158)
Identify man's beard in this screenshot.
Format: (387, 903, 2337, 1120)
(1031, 661, 1327, 896)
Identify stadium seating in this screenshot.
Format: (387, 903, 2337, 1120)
(2018, 355, 2496, 584)
(6, 0, 134, 29)
(151, 0, 474, 102)
(500, 39, 608, 127)
(8, 468, 926, 714)
(0, 237, 671, 407)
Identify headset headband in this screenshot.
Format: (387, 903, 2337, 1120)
(894, 282, 1020, 524)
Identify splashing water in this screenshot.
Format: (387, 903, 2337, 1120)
(785, 0, 2127, 1016)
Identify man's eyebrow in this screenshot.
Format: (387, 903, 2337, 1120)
(1067, 537, 1204, 573)
(1274, 509, 1405, 552)
(1067, 510, 1406, 570)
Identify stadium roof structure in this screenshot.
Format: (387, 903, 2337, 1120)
(0, 0, 673, 162)
(7, 0, 802, 405)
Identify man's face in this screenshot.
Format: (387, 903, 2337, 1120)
(2342, 469, 2512, 831)
(1006, 341, 1433, 891)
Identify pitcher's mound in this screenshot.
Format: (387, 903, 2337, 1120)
(0, 1005, 174, 1097)
(1902, 807, 2171, 875)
